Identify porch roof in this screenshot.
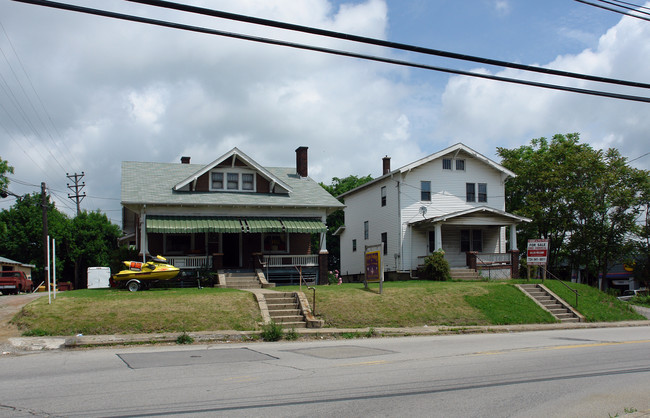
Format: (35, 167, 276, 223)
(409, 206, 531, 227)
(146, 215, 326, 234)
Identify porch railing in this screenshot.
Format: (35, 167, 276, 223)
(263, 255, 319, 267)
(165, 255, 212, 270)
(476, 253, 512, 280)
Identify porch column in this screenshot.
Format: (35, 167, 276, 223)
(509, 250, 520, 279)
(510, 223, 518, 251)
(320, 216, 327, 252)
(434, 223, 442, 251)
(140, 207, 148, 262)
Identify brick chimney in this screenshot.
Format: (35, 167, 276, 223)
(382, 155, 391, 175)
(180, 156, 191, 164)
(296, 146, 308, 177)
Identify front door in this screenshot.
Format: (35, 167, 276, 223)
(222, 233, 240, 268)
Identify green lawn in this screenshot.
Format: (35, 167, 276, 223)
(11, 280, 645, 336)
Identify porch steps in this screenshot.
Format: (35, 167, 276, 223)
(224, 272, 262, 289)
(450, 268, 481, 281)
(518, 284, 582, 323)
(263, 292, 307, 329)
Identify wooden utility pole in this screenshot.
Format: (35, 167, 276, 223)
(66, 172, 86, 215)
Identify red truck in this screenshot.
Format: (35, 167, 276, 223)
(0, 271, 33, 295)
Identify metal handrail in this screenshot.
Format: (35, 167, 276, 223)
(541, 266, 579, 307)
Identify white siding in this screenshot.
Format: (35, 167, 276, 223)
(341, 147, 512, 274)
(339, 177, 401, 276)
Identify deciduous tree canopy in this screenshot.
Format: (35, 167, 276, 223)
(498, 133, 650, 289)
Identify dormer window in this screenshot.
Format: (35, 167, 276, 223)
(211, 169, 256, 192)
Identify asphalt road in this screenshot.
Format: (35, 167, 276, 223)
(2, 326, 650, 417)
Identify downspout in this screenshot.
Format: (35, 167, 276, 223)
(396, 179, 402, 271)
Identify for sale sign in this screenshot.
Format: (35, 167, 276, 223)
(527, 239, 549, 265)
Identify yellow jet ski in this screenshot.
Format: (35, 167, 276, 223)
(112, 255, 180, 291)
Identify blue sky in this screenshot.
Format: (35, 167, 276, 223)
(0, 0, 648, 223)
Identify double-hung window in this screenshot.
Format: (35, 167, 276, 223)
(227, 173, 239, 190)
(242, 173, 254, 191)
(381, 186, 386, 207)
(466, 183, 475, 202)
(456, 159, 465, 171)
(211, 172, 224, 189)
(381, 232, 388, 255)
(364, 221, 369, 240)
(442, 159, 452, 170)
(421, 181, 431, 201)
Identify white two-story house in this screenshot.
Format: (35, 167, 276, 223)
(336, 143, 529, 280)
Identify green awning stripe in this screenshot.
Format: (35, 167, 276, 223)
(282, 219, 326, 233)
(146, 216, 325, 234)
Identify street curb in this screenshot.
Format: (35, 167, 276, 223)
(6, 320, 650, 351)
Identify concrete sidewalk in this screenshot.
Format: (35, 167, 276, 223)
(5, 319, 650, 353)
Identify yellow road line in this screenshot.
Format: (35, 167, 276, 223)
(472, 339, 650, 356)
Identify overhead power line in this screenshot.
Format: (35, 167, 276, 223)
(128, 0, 650, 90)
(11, 0, 650, 104)
(575, 0, 650, 21)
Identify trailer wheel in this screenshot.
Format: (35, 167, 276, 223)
(126, 280, 141, 292)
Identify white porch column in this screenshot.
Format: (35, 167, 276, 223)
(320, 216, 327, 252)
(140, 207, 148, 262)
(434, 223, 442, 251)
(510, 223, 518, 251)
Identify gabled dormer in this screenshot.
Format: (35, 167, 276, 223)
(173, 147, 292, 194)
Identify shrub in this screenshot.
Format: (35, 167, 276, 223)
(284, 328, 299, 341)
(418, 251, 451, 281)
(176, 333, 194, 344)
(261, 321, 284, 341)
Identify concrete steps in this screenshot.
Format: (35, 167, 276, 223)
(519, 283, 582, 323)
(264, 292, 307, 328)
(223, 272, 261, 289)
(450, 268, 481, 281)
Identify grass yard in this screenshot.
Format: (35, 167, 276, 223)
(11, 280, 645, 336)
(541, 280, 644, 321)
(286, 281, 556, 328)
(12, 288, 261, 336)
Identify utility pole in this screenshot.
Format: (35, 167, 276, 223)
(41, 182, 48, 285)
(66, 172, 86, 215)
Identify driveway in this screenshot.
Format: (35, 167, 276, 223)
(0, 293, 42, 346)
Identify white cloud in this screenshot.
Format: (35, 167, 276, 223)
(436, 10, 650, 167)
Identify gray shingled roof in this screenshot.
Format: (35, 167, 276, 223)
(121, 161, 343, 210)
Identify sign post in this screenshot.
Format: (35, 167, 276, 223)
(364, 244, 384, 294)
(527, 239, 549, 280)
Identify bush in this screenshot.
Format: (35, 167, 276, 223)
(261, 321, 284, 341)
(176, 333, 194, 344)
(418, 251, 451, 281)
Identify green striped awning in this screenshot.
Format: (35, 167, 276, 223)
(146, 216, 243, 233)
(245, 218, 284, 233)
(145, 216, 325, 234)
(282, 218, 326, 233)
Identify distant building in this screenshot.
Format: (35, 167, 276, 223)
(0, 256, 35, 281)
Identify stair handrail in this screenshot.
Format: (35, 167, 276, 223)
(541, 266, 579, 307)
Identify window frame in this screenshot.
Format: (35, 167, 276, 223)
(363, 221, 369, 240)
(466, 183, 476, 202)
(210, 168, 257, 192)
(352, 239, 357, 252)
(442, 158, 452, 170)
(381, 232, 388, 255)
(421, 181, 431, 201)
(381, 186, 386, 207)
(456, 159, 465, 171)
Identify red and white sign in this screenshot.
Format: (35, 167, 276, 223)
(527, 239, 549, 265)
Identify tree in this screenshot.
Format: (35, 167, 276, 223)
(0, 192, 70, 284)
(320, 174, 373, 270)
(0, 157, 14, 199)
(69, 211, 121, 289)
(498, 133, 649, 289)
